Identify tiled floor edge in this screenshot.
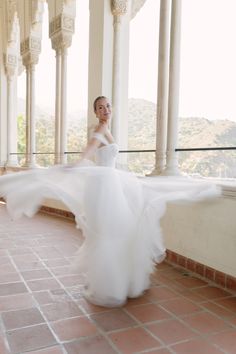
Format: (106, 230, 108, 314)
(40, 205, 75, 221)
(165, 249, 236, 293)
(0, 200, 75, 221)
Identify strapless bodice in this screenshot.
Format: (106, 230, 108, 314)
(94, 143, 119, 168)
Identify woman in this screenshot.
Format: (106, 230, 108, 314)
(0, 96, 220, 307)
(75, 96, 116, 165)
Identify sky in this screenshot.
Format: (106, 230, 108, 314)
(18, 0, 236, 122)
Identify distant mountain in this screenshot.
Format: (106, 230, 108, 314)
(128, 98, 236, 177)
(128, 98, 156, 149)
(128, 98, 236, 148)
(179, 117, 236, 148)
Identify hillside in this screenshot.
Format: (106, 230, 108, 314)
(128, 98, 236, 177)
(128, 98, 236, 148)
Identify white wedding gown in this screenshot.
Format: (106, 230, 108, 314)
(0, 133, 220, 307)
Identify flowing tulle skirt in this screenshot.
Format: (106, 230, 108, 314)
(0, 166, 220, 307)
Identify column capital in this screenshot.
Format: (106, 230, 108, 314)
(50, 33, 72, 52)
(21, 36, 41, 66)
(111, 0, 128, 16)
(49, 14, 75, 51)
(4, 53, 18, 77)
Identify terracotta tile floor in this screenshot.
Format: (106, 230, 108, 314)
(0, 204, 236, 354)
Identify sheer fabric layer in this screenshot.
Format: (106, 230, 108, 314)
(0, 144, 220, 307)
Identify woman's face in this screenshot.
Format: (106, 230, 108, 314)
(94, 98, 112, 122)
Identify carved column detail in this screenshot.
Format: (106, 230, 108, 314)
(20, 36, 41, 66)
(50, 13, 75, 50)
(111, 0, 128, 15)
(5, 54, 18, 76)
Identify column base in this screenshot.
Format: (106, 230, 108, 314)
(163, 152, 181, 176)
(22, 161, 39, 169)
(146, 167, 165, 177)
(161, 166, 182, 176)
(60, 155, 67, 165)
(54, 155, 61, 165)
(5, 159, 19, 168)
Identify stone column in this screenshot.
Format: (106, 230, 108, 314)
(111, 0, 128, 145)
(60, 47, 68, 164)
(54, 48, 61, 164)
(29, 64, 36, 167)
(5, 53, 18, 167)
(21, 36, 41, 168)
(163, 0, 182, 176)
(25, 63, 37, 167)
(150, 0, 171, 175)
(50, 13, 75, 164)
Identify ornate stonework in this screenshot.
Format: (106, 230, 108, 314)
(4, 53, 18, 76)
(21, 37, 41, 53)
(20, 36, 41, 66)
(49, 13, 75, 50)
(111, 0, 147, 19)
(22, 52, 40, 66)
(51, 33, 72, 51)
(5, 53, 17, 66)
(111, 0, 129, 16)
(49, 13, 75, 36)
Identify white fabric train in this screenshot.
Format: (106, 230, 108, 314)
(0, 133, 221, 307)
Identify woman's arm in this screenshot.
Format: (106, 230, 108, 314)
(65, 123, 107, 167)
(81, 122, 108, 159)
(79, 137, 101, 161)
(104, 128, 115, 143)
